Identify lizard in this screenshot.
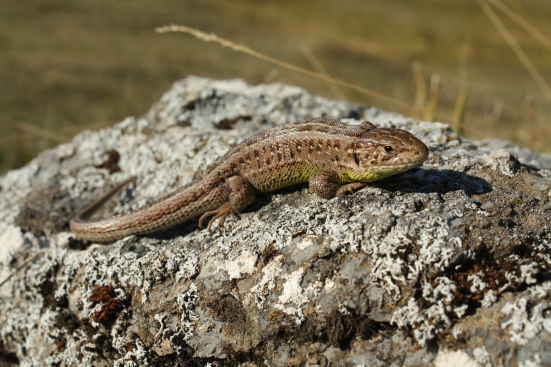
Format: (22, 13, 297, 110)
(70, 118, 429, 242)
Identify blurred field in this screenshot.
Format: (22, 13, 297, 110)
(1, 0, 551, 174)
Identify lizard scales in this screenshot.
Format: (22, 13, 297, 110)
(70, 118, 429, 242)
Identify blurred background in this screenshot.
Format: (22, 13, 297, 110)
(1, 0, 550, 175)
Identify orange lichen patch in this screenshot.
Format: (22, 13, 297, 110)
(326, 309, 392, 349)
(448, 244, 545, 310)
(450, 259, 501, 305)
(88, 285, 122, 324)
(95, 149, 121, 173)
(56, 336, 67, 352)
(207, 294, 246, 324)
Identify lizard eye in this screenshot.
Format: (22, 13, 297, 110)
(383, 146, 394, 153)
(353, 153, 361, 166)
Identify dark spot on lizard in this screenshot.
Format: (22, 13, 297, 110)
(354, 153, 361, 166)
(316, 140, 323, 151)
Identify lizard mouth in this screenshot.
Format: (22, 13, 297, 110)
(346, 155, 428, 183)
(370, 155, 428, 172)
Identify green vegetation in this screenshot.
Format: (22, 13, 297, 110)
(1, 0, 550, 174)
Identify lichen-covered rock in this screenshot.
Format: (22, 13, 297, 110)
(1, 76, 551, 366)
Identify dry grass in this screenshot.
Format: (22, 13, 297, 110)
(451, 40, 471, 137)
(1, 0, 551, 175)
(155, 24, 417, 111)
(486, 0, 551, 51)
(476, 0, 551, 101)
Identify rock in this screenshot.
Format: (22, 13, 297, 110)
(1, 76, 551, 366)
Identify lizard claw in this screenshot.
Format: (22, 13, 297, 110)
(198, 202, 233, 231)
(335, 182, 368, 196)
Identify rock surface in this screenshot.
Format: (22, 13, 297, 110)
(1, 76, 551, 366)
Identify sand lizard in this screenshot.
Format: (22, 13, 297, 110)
(70, 118, 429, 242)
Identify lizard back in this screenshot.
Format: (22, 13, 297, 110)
(209, 118, 374, 192)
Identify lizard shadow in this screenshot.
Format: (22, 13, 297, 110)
(373, 168, 493, 197)
(247, 168, 494, 210)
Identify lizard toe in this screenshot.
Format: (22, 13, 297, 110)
(198, 211, 214, 229)
(335, 182, 368, 196)
(199, 202, 234, 230)
(207, 213, 229, 232)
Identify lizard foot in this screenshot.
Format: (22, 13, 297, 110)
(198, 202, 234, 231)
(335, 182, 368, 196)
(198, 175, 256, 231)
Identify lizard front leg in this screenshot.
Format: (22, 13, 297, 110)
(309, 170, 367, 199)
(199, 176, 256, 230)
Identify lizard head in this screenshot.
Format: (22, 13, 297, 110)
(346, 128, 429, 182)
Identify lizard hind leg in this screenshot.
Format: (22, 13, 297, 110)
(198, 176, 256, 231)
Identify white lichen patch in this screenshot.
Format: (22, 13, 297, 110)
(176, 283, 200, 341)
(391, 276, 466, 346)
(468, 271, 488, 293)
(486, 150, 518, 178)
(0, 161, 39, 234)
(217, 250, 258, 279)
(251, 255, 285, 308)
(0, 225, 26, 281)
(434, 348, 479, 367)
(481, 290, 498, 308)
(501, 296, 551, 346)
(520, 354, 543, 367)
(274, 268, 308, 324)
(473, 346, 492, 367)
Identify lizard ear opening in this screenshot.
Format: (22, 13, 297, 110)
(361, 121, 377, 130)
(354, 153, 361, 166)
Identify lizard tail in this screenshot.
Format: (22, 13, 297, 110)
(69, 177, 220, 243)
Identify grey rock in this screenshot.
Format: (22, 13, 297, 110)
(1, 76, 551, 366)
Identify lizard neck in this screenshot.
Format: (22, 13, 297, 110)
(341, 167, 396, 183)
